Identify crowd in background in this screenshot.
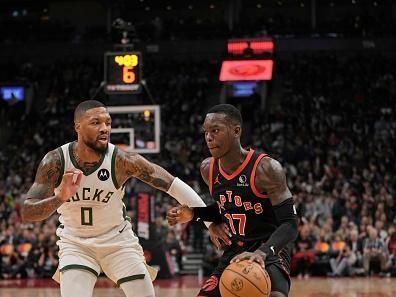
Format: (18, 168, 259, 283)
(2, 1, 396, 44)
(0, 52, 395, 279)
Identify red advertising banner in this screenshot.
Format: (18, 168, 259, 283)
(219, 60, 273, 81)
(137, 192, 150, 239)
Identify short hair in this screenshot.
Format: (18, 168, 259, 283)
(74, 100, 106, 121)
(207, 104, 242, 125)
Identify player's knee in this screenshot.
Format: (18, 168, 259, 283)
(120, 277, 155, 297)
(60, 270, 96, 297)
(269, 290, 287, 297)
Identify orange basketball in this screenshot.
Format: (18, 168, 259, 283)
(219, 260, 271, 297)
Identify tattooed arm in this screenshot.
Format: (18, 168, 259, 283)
(231, 157, 298, 265)
(199, 157, 211, 186)
(255, 157, 292, 206)
(255, 157, 298, 255)
(116, 150, 174, 191)
(116, 149, 208, 208)
(21, 150, 83, 222)
(21, 150, 63, 222)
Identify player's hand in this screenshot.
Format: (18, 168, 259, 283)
(55, 169, 83, 202)
(166, 205, 194, 226)
(230, 251, 267, 269)
(208, 223, 232, 250)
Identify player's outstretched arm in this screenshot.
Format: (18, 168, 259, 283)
(21, 150, 83, 222)
(115, 150, 206, 207)
(186, 158, 223, 221)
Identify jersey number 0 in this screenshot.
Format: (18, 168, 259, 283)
(81, 207, 93, 225)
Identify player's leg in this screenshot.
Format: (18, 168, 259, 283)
(60, 269, 97, 297)
(101, 246, 155, 297)
(118, 267, 155, 297)
(266, 264, 289, 297)
(196, 251, 233, 297)
(57, 232, 101, 297)
(99, 222, 155, 297)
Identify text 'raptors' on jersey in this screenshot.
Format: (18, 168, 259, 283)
(209, 149, 278, 241)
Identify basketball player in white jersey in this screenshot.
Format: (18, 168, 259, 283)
(21, 100, 212, 297)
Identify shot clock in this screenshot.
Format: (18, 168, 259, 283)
(104, 52, 142, 94)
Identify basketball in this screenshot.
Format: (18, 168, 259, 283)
(219, 260, 271, 297)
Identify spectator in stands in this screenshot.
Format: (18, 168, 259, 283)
(164, 230, 183, 274)
(37, 247, 58, 278)
(336, 216, 351, 240)
(331, 234, 346, 255)
(329, 243, 356, 277)
(293, 225, 315, 279)
(363, 227, 388, 275)
(347, 229, 363, 272)
(386, 225, 396, 276)
(1, 52, 396, 279)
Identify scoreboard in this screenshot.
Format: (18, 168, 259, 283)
(104, 52, 142, 94)
(219, 38, 274, 82)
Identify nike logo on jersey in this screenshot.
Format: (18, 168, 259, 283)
(119, 224, 127, 233)
(270, 246, 276, 255)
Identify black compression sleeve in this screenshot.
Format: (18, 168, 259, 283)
(259, 198, 298, 256)
(192, 203, 222, 223)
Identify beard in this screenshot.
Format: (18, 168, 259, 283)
(84, 138, 108, 154)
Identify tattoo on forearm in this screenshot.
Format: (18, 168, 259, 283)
(23, 150, 63, 222)
(151, 177, 170, 189)
(22, 197, 63, 222)
(117, 151, 173, 191)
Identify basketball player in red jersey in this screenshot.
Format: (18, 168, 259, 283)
(167, 104, 298, 297)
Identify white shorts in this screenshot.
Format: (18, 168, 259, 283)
(53, 220, 157, 285)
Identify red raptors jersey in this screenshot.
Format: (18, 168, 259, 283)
(209, 149, 278, 242)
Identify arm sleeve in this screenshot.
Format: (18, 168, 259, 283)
(166, 177, 212, 228)
(192, 203, 223, 223)
(259, 198, 299, 256)
(166, 177, 207, 207)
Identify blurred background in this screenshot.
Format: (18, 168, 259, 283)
(0, 0, 395, 282)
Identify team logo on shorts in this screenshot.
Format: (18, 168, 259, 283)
(97, 169, 110, 181)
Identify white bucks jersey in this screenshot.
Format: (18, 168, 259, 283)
(55, 142, 126, 237)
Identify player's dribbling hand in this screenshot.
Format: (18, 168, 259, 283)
(208, 223, 232, 250)
(166, 205, 194, 226)
(55, 169, 83, 202)
(230, 251, 267, 269)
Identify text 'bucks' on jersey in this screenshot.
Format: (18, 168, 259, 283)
(55, 142, 127, 237)
(209, 149, 278, 242)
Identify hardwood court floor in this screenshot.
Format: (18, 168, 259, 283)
(0, 276, 395, 297)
